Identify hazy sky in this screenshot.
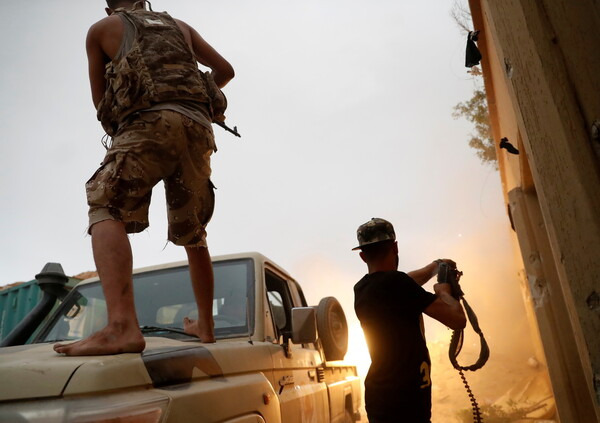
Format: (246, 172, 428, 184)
(2, 1, 543, 418)
(0, 0, 521, 351)
(1, 0, 502, 285)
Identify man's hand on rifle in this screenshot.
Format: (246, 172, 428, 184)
(433, 258, 457, 273)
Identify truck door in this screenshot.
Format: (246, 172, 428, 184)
(265, 270, 329, 423)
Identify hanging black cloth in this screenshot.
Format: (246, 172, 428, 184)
(465, 30, 482, 68)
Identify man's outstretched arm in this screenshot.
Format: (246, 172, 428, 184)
(408, 259, 456, 286)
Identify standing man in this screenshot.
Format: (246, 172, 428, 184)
(54, 0, 234, 356)
(353, 218, 466, 422)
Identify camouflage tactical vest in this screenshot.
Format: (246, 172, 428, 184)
(96, 9, 212, 136)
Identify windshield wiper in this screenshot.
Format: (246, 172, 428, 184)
(140, 325, 195, 337)
(44, 326, 194, 343)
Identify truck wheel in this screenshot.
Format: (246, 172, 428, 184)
(316, 297, 348, 361)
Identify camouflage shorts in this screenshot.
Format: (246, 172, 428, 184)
(86, 110, 216, 247)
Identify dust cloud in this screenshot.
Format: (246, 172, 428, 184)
(425, 227, 555, 423)
(292, 222, 556, 422)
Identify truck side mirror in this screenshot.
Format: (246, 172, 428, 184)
(291, 307, 317, 344)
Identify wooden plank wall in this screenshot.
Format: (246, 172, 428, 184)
(470, 0, 600, 421)
(509, 188, 597, 422)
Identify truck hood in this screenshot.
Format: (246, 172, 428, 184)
(0, 343, 93, 401)
(0, 338, 274, 401)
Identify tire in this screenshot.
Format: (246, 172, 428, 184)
(316, 297, 348, 361)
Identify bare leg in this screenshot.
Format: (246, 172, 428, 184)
(54, 220, 145, 355)
(182, 246, 215, 342)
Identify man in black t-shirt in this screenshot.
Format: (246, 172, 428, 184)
(353, 218, 466, 423)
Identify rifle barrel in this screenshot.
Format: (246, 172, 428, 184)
(215, 121, 241, 138)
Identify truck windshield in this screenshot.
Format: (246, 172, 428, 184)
(38, 259, 254, 343)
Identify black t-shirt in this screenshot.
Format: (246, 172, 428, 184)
(354, 271, 437, 422)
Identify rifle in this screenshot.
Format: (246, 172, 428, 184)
(215, 121, 241, 138)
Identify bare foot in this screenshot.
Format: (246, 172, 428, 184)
(183, 317, 215, 343)
(54, 324, 145, 356)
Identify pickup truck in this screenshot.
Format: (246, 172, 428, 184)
(0, 252, 361, 423)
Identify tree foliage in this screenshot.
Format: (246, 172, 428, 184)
(453, 87, 497, 169)
(450, 0, 497, 169)
(450, 0, 473, 34)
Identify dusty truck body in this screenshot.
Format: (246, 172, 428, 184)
(0, 252, 361, 423)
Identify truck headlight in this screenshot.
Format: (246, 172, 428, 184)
(0, 390, 169, 423)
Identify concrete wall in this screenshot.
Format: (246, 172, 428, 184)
(469, 1, 600, 422)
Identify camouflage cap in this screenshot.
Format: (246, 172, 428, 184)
(352, 218, 396, 250)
